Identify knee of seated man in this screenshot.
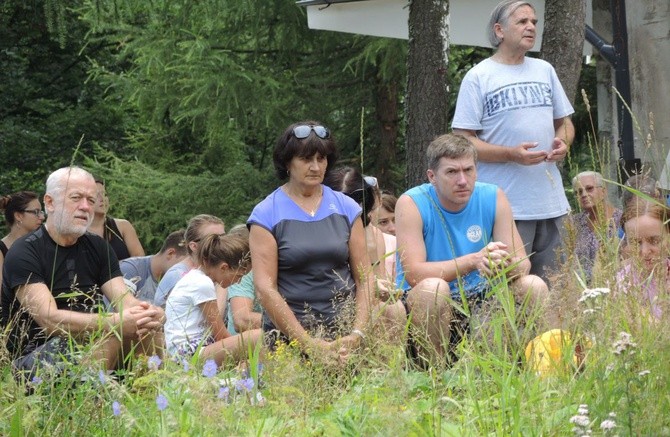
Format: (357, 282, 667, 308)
(407, 278, 451, 307)
(512, 274, 549, 301)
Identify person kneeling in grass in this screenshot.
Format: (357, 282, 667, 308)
(0, 166, 164, 381)
(164, 233, 260, 367)
(395, 134, 551, 366)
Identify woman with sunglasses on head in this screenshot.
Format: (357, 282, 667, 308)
(154, 214, 225, 308)
(248, 121, 375, 367)
(0, 191, 45, 286)
(324, 167, 406, 341)
(570, 171, 622, 284)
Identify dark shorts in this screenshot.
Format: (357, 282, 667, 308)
(13, 337, 80, 383)
(404, 288, 491, 365)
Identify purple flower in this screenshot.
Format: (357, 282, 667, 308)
(202, 359, 218, 378)
(181, 358, 191, 372)
(156, 394, 168, 411)
(148, 355, 162, 370)
(235, 377, 254, 393)
(98, 370, 107, 385)
(112, 401, 122, 416)
(217, 386, 230, 401)
(31, 376, 43, 386)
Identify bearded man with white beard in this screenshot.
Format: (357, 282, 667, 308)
(0, 166, 164, 381)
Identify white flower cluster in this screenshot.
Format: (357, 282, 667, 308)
(570, 404, 592, 436)
(578, 287, 611, 303)
(600, 412, 617, 432)
(612, 331, 637, 355)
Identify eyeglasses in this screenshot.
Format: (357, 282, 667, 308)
(22, 209, 46, 218)
(575, 185, 602, 195)
(363, 176, 378, 187)
(293, 125, 330, 139)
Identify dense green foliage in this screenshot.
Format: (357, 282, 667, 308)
(1, 0, 516, 251)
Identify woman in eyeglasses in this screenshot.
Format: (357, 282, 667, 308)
(0, 191, 45, 286)
(570, 171, 621, 283)
(248, 121, 375, 366)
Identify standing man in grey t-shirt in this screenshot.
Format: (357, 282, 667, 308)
(452, 0, 574, 283)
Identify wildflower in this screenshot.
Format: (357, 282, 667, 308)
(181, 358, 190, 372)
(148, 355, 162, 370)
(156, 394, 168, 411)
(112, 401, 122, 416)
(254, 391, 266, 406)
(235, 377, 254, 393)
(31, 376, 43, 386)
(570, 403, 592, 436)
(217, 386, 230, 401)
(612, 331, 637, 355)
(639, 370, 651, 377)
(98, 370, 107, 385)
(578, 287, 610, 303)
(570, 415, 590, 428)
(600, 419, 616, 431)
(202, 359, 218, 378)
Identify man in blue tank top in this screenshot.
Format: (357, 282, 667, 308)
(395, 134, 550, 365)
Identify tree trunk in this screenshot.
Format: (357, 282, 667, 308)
(540, 0, 586, 104)
(374, 77, 400, 190)
(405, 0, 450, 189)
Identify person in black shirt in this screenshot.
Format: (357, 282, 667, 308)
(0, 166, 164, 379)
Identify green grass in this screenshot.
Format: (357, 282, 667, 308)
(2, 273, 669, 436)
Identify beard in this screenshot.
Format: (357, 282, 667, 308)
(50, 207, 92, 238)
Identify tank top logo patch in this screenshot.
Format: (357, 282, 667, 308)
(466, 225, 483, 243)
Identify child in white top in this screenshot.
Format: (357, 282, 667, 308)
(165, 233, 260, 365)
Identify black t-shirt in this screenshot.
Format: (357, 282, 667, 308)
(0, 226, 121, 357)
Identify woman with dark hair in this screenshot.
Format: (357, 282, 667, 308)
(88, 179, 144, 260)
(248, 121, 374, 366)
(0, 191, 45, 285)
(324, 166, 382, 265)
(324, 167, 406, 339)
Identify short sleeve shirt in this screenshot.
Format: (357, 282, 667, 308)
(164, 268, 217, 355)
(120, 255, 157, 303)
(248, 185, 361, 334)
(0, 226, 121, 356)
(452, 57, 574, 220)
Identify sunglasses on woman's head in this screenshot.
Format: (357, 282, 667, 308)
(293, 125, 330, 139)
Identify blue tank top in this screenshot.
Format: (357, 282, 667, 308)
(396, 182, 498, 298)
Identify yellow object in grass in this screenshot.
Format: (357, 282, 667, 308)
(525, 329, 581, 377)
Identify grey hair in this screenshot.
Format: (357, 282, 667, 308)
(572, 171, 604, 189)
(487, 1, 535, 47)
(45, 167, 95, 202)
